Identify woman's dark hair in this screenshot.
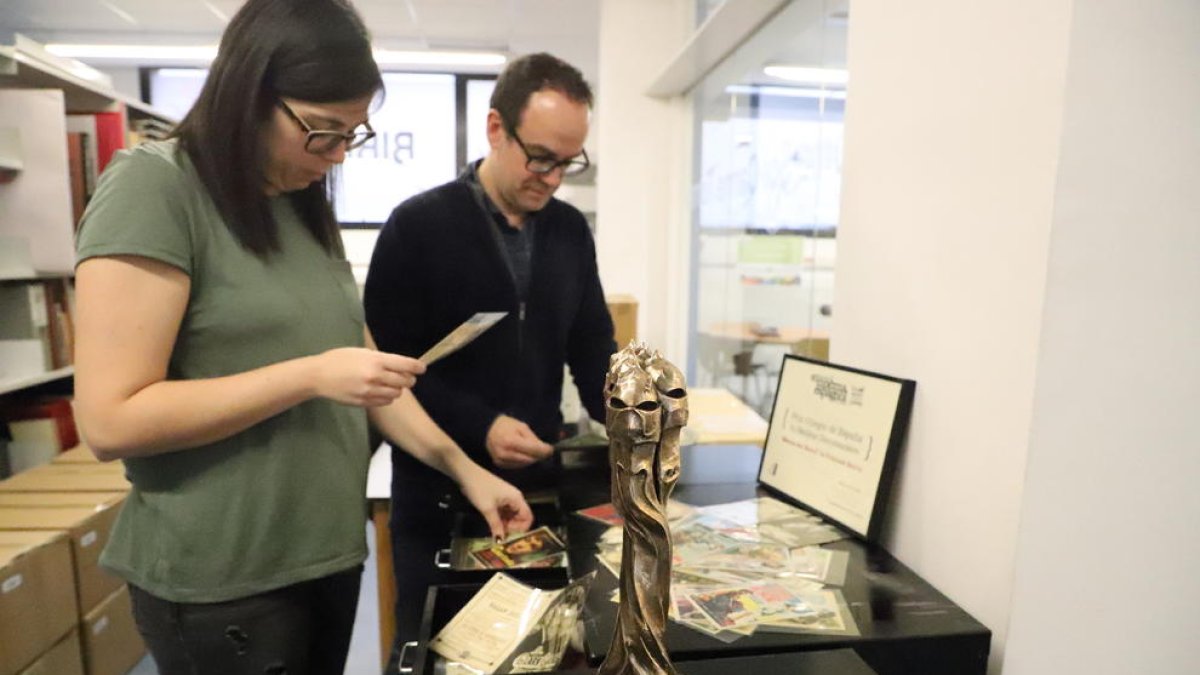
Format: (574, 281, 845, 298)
(172, 0, 382, 257)
(490, 52, 593, 134)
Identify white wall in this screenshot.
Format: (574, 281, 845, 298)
(833, 0, 1074, 670)
(1004, 2, 1200, 673)
(838, 0, 1200, 672)
(594, 0, 692, 360)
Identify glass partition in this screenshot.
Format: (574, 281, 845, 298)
(689, 0, 847, 415)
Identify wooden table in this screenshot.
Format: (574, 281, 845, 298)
(365, 388, 769, 667)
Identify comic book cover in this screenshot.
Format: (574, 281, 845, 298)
(471, 527, 567, 569)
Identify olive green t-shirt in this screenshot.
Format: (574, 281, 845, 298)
(76, 140, 370, 603)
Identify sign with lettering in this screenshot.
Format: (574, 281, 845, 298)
(335, 73, 457, 224)
(759, 355, 915, 541)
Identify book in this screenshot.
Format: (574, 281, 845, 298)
(41, 278, 74, 369)
(0, 281, 53, 374)
(65, 132, 87, 226)
(65, 115, 100, 201)
(89, 110, 127, 173)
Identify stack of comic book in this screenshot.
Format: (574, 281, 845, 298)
(585, 496, 860, 641)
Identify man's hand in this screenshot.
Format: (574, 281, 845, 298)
(459, 466, 535, 539)
(486, 414, 553, 469)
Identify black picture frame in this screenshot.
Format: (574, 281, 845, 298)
(757, 354, 916, 543)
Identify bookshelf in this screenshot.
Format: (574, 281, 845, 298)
(0, 36, 175, 404)
(0, 36, 174, 123)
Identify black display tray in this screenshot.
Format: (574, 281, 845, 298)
(435, 498, 571, 587)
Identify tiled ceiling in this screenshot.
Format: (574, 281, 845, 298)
(0, 0, 601, 77)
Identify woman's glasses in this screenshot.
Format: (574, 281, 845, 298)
(277, 99, 375, 154)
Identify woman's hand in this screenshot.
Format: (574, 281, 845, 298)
(312, 348, 426, 407)
(459, 465, 535, 540)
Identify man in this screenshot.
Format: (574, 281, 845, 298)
(363, 52, 616, 654)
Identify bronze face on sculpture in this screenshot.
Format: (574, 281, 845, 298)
(598, 343, 688, 675)
(607, 367, 662, 447)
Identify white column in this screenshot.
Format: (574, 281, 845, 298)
(834, 0, 1071, 670)
(1004, 1, 1200, 672)
(594, 0, 692, 359)
(837, 0, 1200, 671)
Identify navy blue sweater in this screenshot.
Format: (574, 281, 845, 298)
(363, 176, 615, 488)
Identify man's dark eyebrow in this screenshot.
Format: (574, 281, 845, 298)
(526, 143, 581, 159)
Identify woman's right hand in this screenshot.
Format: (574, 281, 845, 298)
(312, 348, 426, 407)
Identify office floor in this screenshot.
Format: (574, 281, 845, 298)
(128, 523, 382, 675)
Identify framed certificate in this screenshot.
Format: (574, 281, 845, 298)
(758, 355, 916, 542)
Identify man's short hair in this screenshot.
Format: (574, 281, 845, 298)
(490, 52, 594, 132)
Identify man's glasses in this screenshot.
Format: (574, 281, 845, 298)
(508, 127, 590, 176)
(277, 99, 376, 154)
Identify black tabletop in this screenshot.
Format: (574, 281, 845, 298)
(678, 649, 878, 675)
(557, 444, 991, 675)
(442, 443, 989, 675)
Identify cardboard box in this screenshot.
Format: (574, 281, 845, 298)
(19, 628, 84, 675)
(0, 502, 123, 614)
(82, 586, 146, 675)
(606, 294, 638, 349)
(0, 531, 77, 675)
(0, 463, 130, 493)
(53, 445, 101, 464)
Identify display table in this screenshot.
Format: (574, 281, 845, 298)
(557, 460, 989, 675)
(366, 388, 769, 666)
(369, 388, 988, 673)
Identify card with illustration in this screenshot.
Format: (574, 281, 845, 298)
(757, 516, 846, 548)
(575, 502, 623, 526)
(696, 543, 792, 575)
(576, 500, 695, 527)
(687, 587, 760, 628)
(420, 312, 507, 366)
(688, 582, 820, 630)
(471, 526, 567, 569)
(757, 589, 860, 636)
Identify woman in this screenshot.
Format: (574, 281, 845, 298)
(73, 1, 531, 673)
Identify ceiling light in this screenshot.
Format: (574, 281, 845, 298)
(762, 66, 848, 86)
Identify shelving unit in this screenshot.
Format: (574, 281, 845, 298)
(0, 35, 174, 122)
(0, 36, 175, 405)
